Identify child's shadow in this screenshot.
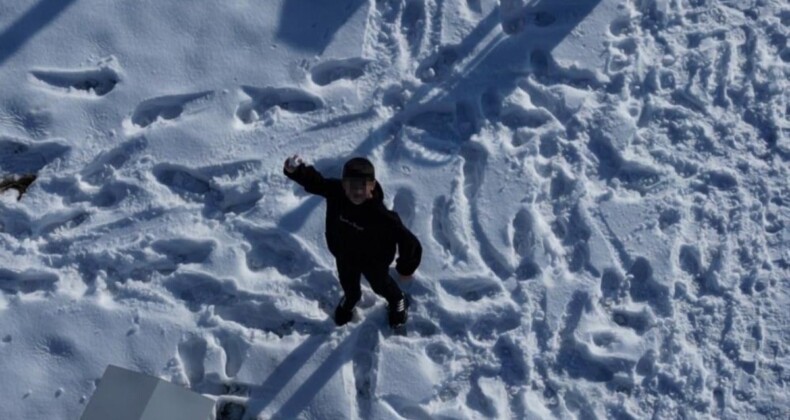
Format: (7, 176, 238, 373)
(246, 318, 384, 419)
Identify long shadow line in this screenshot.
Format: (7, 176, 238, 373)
(247, 319, 379, 418)
(0, 0, 79, 65)
(243, 333, 329, 415)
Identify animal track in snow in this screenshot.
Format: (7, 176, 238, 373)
(236, 86, 323, 124)
(311, 58, 369, 86)
(0, 137, 70, 175)
(31, 66, 119, 96)
(0, 268, 58, 294)
(131, 91, 213, 128)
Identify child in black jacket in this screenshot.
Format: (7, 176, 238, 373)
(283, 155, 422, 328)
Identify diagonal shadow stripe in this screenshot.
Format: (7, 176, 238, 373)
(0, 0, 79, 65)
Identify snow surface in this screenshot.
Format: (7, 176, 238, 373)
(0, 0, 788, 418)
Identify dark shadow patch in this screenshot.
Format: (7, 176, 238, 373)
(612, 307, 654, 335)
(392, 187, 416, 228)
(658, 208, 681, 230)
(238, 225, 317, 277)
(0, 0, 79, 65)
(600, 268, 624, 301)
(628, 257, 672, 317)
(216, 401, 247, 420)
(275, 0, 366, 53)
(480, 88, 502, 120)
(679, 245, 701, 275)
(0, 174, 36, 200)
(0, 137, 70, 175)
(402, 0, 427, 56)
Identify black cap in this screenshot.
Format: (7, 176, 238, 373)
(342, 157, 375, 180)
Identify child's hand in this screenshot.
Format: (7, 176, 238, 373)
(284, 154, 304, 173)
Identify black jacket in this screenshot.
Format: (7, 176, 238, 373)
(284, 164, 422, 275)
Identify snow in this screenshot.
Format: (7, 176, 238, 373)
(1, 0, 789, 419)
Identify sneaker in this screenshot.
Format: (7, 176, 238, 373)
(334, 298, 353, 326)
(388, 298, 408, 328)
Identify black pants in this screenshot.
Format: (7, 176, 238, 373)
(337, 258, 403, 309)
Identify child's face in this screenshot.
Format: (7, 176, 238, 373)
(343, 179, 376, 205)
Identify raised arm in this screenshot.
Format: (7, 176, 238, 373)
(283, 155, 330, 197)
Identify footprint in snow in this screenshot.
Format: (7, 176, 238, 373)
(80, 136, 148, 185)
(392, 187, 417, 228)
(131, 91, 213, 128)
(151, 238, 216, 265)
(310, 58, 369, 86)
(401, 0, 427, 57)
(0, 268, 59, 294)
(236, 86, 323, 125)
(177, 335, 208, 387)
(31, 66, 120, 96)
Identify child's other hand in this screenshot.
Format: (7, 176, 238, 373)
(284, 154, 303, 173)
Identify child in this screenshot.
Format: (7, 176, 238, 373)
(283, 155, 422, 328)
